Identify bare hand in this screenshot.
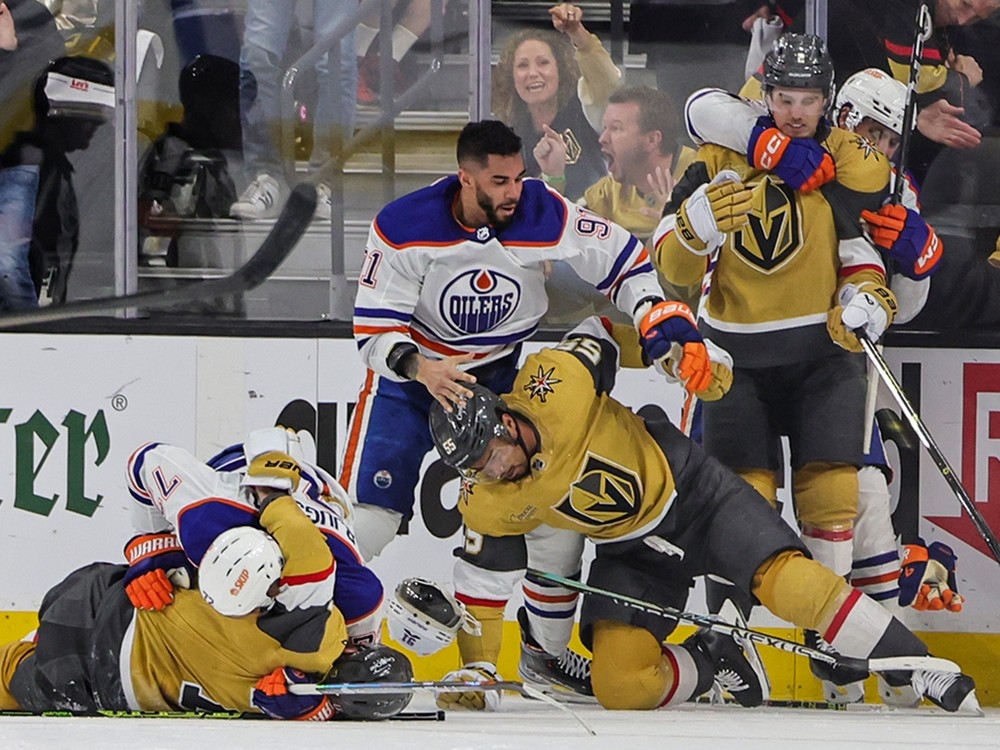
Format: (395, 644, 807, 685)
(916, 99, 982, 149)
(952, 54, 983, 88)
(638, 165, 675, 219)
(549, 3, 588, 46)
(533, 124, 568, 177)
(0, 3, 18, 52)
(414, 353, 478, 411)
(742, 4, 772, 33)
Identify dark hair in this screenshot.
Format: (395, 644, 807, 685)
(456, 120, 523, 168)
(492, 28, 580, 126)
(606, 85, 681, 156)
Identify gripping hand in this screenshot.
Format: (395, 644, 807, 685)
(639, 301, 712, 394)
(748, 115, 835, 192)
(123, 532, 193, 611)
(674, 170, 753, 254)
(434, 662, 502, 711)
(242, 451, 302, 493)
(827, 282, 898, 352)
(860, 204, 942, 280)
(899, 539, 964, 612)
(697, 339, 734, 402)
(253, 667, 335, 720)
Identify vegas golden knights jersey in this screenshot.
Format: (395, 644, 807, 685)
(126, 590, 347, 713)
(656, 128, 891, 367)
(459, 318, 677, 542)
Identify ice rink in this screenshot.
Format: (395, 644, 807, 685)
(2, 695, 999, 750)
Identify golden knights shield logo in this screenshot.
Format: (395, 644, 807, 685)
(732, 179, 802, 273)
(554, 454, 642, 527)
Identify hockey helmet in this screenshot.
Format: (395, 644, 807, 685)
(763, 34, 835, 100)
(198, 526, 284, 617)
(387, 577, 472, 656)
(428, 383, 509, 472)
(835, 68, 907, 135)
(325, 645, 414, 720)
(35, 56, 115, 123)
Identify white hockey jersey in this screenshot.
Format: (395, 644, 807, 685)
(353, 175, 663, 380)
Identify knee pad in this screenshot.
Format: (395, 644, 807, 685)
(795, 462, 858, 576)
(590, 621, 700, 710)
(737, 468, 779, 508)
(752, 549, 851, 631)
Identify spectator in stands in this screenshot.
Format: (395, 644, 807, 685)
(0, 0, 64, 311)
(229, 0, 357, 222)
(492, 2, 621, 201)
(355, 0, 451, 105)
(0, 55, 113, 310)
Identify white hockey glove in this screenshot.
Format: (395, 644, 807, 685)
(434, 662, 503, 711)
(674, 169, 752, 255)
(827, 281, 898, 352)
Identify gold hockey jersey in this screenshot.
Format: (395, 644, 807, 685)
(655, 128, 891, 367)
(459, 319, 676, 542)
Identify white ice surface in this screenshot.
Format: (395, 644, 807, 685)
(3, 695, 999, 750)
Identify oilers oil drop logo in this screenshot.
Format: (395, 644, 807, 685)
(439, 269, 521, 335)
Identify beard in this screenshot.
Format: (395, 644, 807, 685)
(476, 186, 518, 231)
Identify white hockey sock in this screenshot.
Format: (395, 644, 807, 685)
(801, 524, 853, 577)
(657, 644, 703, 708)
(851, 466, 901, 602)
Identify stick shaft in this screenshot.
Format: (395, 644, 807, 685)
(893, 3, 932, 204)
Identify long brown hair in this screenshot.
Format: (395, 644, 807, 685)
(492, 28, 580, 126)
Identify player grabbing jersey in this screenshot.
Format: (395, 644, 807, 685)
(341, 119, 726, 561)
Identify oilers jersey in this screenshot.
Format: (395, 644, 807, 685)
(353, 175, 663, 381)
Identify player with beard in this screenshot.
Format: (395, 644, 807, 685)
(342, 119, 730, 563)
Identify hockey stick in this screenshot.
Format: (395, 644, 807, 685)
(0, 182, 318, 330)
(857, 330, 1000, 565)
(288, 679, 597, 735)
(525, 569, 960, 676)
(892, 2, 933, 205)
(0, 708, 443, 721)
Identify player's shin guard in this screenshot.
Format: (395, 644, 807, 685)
(851, 466, 902, 604)
(591, 621, 706, 710)
(0, 641, 35, 710)
(795, 462, 859, 577)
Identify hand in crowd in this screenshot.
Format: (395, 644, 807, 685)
(916, 99, 982, 149)
(741, 3, 774, 32)
(534, 123, 568, 178)
(639, 165, 676, 220)
(0, 2, 17, 51)
(951, 53, 983, 88)
(413, 352, 478, 411)
(549, 3, 589, 46)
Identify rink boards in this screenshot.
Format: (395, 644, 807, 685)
(0, 331, 998, 705)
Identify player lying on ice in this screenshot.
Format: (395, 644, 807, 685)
(427, 313, 979, 713)
(0, 489, 413, 720)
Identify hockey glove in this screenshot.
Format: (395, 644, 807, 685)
(242, 450, 302, 494)
(697, 339, 734, 402)
(253, 667, 336, 720)
(638, 301, 712, 395)
(748, 116, 835, 192)
(434, 662, 502, 711)
(826, 281, 898, 352)
(899, 539, 964, 612)
(860, 204, 943, 280)
(122, 532, 194, 611)
(674, 170, 753, 254)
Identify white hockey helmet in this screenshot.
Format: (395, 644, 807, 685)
(835, 68, 907, 135)
(386, 578, 479, 656)
(198, 527, 284, 617)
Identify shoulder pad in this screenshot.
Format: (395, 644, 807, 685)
(373, 175, 468, 248)
(498, 179, 569, 246)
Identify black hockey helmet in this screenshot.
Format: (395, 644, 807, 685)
(325, 645, 414, 720)
(428, 383, 510, 471)
(763, 34, 835, 100)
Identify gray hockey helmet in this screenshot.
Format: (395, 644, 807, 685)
(763, 33, 835, 100)
(325, 645, 414, 720)
(428, 383, 509, 471)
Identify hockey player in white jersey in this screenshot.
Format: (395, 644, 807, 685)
(341, 119, 728, 561)
(123, 427, 384, 649)
(680, 65, 961, 707)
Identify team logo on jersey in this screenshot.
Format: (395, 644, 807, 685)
(373, 469, 393, 489)
(439, 269, 522, 335)
(851, 134, 881, 160)
(732, 179, 802, 273)
(561, 128, 582, 165)
(554, 454, 642, 527)
(524, 365, 562, 402)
